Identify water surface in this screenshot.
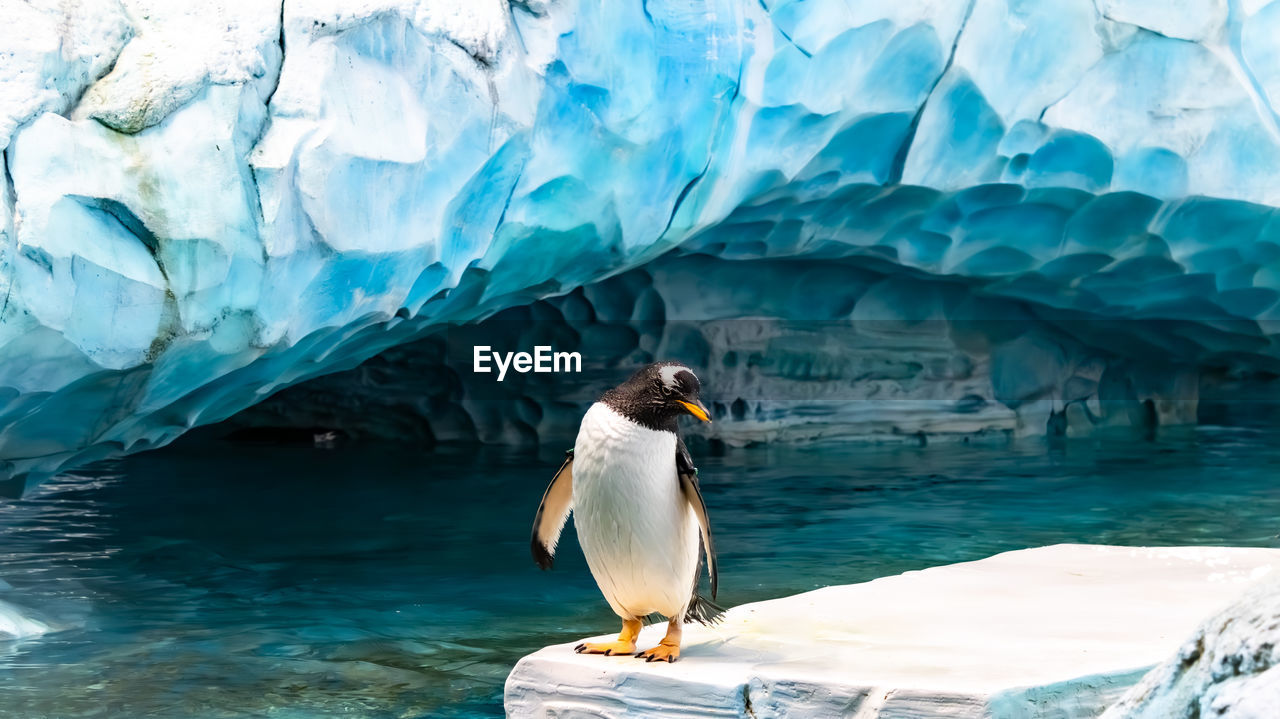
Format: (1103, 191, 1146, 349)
(0, 425, 1277, 717)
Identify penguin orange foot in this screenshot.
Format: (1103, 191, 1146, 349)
(635, 618, 682, 663)
(574, 618, 641, 656)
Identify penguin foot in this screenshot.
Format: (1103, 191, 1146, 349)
(636, 616, 683, 662)
(634, 641, 680, 663)
(574, 640, 637, 656)
(574, 618, 642, 657)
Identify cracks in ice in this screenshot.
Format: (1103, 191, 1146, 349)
(660, 161, 710, 241)
(653, 2, 742, 243)
(741, 684, 758, 719)
(1223, 0, 1280, 147)
(446, 36, 496, 70)
(245, 0, 288, 259)
(1, 149, 13, 221)
(1092, 3, 1191, 44)
(71, 196, 160, 260)
(491, 162, 525, 245)
(1035, 5, 1117, 124)
(886, 0, 977, 184)
(1038, 25, 1201, 126)
(64, 19, 136, 122)
(436, 31, 501, 153)
(485, 74, 500, 154)
(266, 0, 287, 108)
(65, 195, 182, 356)
(757, 0, 812, 58)
(1036, 54, 1095, 123)
(508, 0, 547, 18)
(0, 149, 16, 319)
(507, 2, 530, 56)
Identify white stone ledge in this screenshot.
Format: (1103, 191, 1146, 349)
(505, 544, 1280, 719)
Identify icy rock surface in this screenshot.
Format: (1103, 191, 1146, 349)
(3, 0, 1280, 480)
(506, 545, 1280, 719)
(1102, 575, 1280, 719)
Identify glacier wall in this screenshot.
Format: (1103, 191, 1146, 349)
(228, 251, 1201, 448)
(3, 0, 1280, 485)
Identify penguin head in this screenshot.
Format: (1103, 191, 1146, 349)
(603, 362, 711, 430)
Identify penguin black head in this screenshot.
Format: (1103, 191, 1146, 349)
(601, 362, 711, 432)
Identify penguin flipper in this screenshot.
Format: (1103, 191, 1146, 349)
(531, 449, 574, 570)
(676, 439, 717, 600)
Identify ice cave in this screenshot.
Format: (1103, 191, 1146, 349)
(1, 1, 1279, 717)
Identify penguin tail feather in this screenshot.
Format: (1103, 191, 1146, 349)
(683, 593, 725, 626)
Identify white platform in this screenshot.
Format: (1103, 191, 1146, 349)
(505, 544, 1280, 718)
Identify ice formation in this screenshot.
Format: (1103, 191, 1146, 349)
(506, 545, 1280, 718)
(1102, 573, 1280, 719)
(233, 252, 1201, 448)
(3, 0, 1280, 483)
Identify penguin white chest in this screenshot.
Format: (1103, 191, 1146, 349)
(571, 403, 700, 620)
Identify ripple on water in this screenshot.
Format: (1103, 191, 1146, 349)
(0, 430, 1278, 717)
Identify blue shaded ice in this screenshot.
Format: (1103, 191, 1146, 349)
(2, 0, 1280, 484)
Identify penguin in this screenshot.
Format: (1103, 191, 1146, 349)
(530, 361, 721, 662)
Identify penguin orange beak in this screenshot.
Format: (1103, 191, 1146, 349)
(677, 400, 711, 422)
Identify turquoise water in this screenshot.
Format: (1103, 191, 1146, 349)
(0, 423, 1278, 717)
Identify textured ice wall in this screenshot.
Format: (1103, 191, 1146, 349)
(230, 251, 1198, 447)
(3, 0, 1280, 484)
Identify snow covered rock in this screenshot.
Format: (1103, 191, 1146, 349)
(1101, 574, 1280, 719)
(505, 545, 1280, 719)
(0, 0, 132, 148)
(74, 0, 282, 134)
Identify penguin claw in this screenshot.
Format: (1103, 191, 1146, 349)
(633, 643, 680, 663)
(574, 640, 636, 656)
